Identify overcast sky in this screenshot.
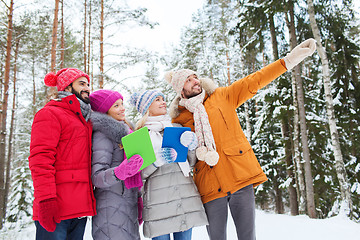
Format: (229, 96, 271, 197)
(124, 0, 205, 54)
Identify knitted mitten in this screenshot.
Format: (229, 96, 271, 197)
(38, 198, 61, 232)
(153, 147, 177, 167)
(283, 38, 316, 70)
(114, 154, 143, 180)
(124, 172, 143, 190)
(180, 131, 198, 151)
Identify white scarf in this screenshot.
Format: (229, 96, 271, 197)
(179, 90, 219, 166)
(144, 115, 191, 177)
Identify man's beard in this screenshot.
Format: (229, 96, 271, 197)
(72, 89, 90, 104)
(183, 86, 202, 99)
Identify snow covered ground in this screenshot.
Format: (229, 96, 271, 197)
(1, 209, 359, 239)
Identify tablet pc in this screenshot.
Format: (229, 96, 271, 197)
(162, 127, 191, 162)
(122, 126, 156, 171)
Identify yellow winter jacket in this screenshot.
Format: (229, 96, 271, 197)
(171, 59, 287, 204)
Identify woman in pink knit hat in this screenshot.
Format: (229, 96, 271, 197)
(89, 89, 144, 240)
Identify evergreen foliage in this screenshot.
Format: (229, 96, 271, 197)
(1, 0, 359, 231)
(165, 0, 359, 220)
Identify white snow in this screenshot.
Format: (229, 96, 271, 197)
(1, 209, 359, 240)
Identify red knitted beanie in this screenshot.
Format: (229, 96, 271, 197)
(44, 68, 90, 91)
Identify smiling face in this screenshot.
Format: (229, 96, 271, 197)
(65, 76, 91, 103)
(181, 74, 202, 99)
(148, 96, 167, 116)
(107, 98, 126, 121)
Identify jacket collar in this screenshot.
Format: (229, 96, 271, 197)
(46, 95, 87, 123)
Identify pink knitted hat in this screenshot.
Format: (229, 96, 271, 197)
(44, 68, 90, 91)
(164, 69, 197, 95)
(89, 89, 123, 113)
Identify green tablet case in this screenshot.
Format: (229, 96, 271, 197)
(122, 126, 156, 171)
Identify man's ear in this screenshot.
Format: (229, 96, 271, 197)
(181, 90, 185, 99)
(64, 85, 72, 92)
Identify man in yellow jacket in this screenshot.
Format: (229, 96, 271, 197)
(165, 39, 317, 240)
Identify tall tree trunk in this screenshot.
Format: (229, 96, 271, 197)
(32, 59, 37, 116)
(291, 70, 306, 214)
(282, 118, 299, 215)
(60, 0, 64, 69)
(226, 50, 231, 85)
(0, 0, 14, 229)
(4, 38, 19, 219)
(84, 0, 87, 73)
(47, 0, 60, 100)
(307, 0, 352, 216)
(50, 0, 59, 72)
(286, 1, 316, 218)
(269, 14, 279, 60)
(88, 0, 92, 87)
(269, 13, 298, 215)
(244, 102, 251, 141)
(238, 30, 260, 143)
(99, 0, 104, 88)
(239, 52, 252, 143)
(274, 173, 284, 214)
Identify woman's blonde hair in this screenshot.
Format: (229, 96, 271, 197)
(135, 110, 149, 130)
(124, 119, 134, 131)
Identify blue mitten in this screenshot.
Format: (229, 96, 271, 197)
(180, 131, 198, 151)
(153, 147, 177, 167)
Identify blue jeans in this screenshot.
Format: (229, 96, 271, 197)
(152, 228, 192, 240)
(35, 218, 87, 240)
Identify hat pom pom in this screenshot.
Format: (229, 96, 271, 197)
(44, 72, 57, 87)
(204, 150, 219, 166)
(164, 71, 174, 84)
(130, 92, 140, 107)
(196, 146, 208, 161)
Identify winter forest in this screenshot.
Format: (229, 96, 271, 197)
(0, 0, 359, 235)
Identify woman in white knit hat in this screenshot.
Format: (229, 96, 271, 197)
(130, 89, 208, 240)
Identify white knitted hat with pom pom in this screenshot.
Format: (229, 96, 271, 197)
(164, 69, 197, 95)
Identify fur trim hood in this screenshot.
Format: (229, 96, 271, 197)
(169, 77, 217, 118)
(90, 111, 132, 144)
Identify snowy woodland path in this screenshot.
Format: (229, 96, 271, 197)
(1, 209, 358, 239)
(137, 210, 359, 240)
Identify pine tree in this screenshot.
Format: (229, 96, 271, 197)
(0, 0, 14, 228)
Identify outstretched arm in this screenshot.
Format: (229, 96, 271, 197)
(223, 38, 317, 108)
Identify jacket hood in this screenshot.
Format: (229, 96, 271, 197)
(169, 77, 217, 118)
(90, 111, 131, 144)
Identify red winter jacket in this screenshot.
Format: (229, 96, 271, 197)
(29, 94, 96, 221)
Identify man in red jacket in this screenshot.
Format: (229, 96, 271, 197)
(29, 68, 96, 240)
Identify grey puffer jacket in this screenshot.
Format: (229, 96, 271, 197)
(141, 123, 208, 238)
(90, 112, 140, 240)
